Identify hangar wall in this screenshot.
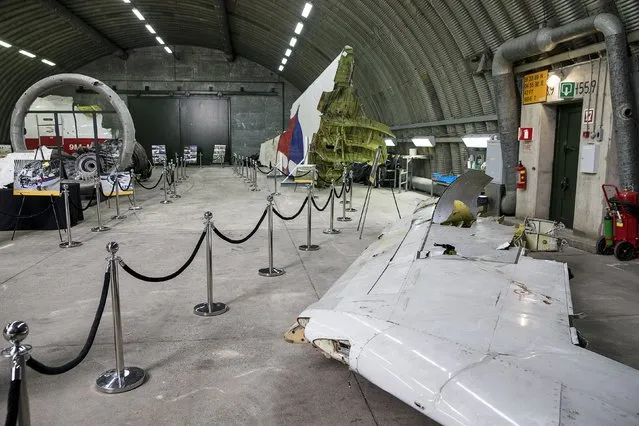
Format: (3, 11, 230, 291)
(516, 59, 619, 238)
(74, 46, 301, 157)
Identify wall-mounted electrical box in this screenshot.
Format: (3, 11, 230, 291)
(486, 140, 503, 184)
(580, 143, 600, 174)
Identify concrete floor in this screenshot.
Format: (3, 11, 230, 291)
(1, 166, 638, 425)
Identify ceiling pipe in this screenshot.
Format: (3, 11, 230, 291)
(493, 13, 637, 197)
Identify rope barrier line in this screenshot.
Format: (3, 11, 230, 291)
(0, 203, 52, 219)
(135, 173, 164, 190)
(26, 268, 111, 375)
(311, 191, 333, 212)
(256, 166, 274, 175)
(273, 197, 308, 221)
(117, 178, 133, 192)
(67, 188, 96, 212)
(5, 378, 20, 426)
(120, 230, 206, 282)
(213, 207, 268, 244)
(333, 183, 345, 199)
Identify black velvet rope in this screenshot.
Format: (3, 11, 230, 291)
(256, 166, 274, 175)
(117, 177, 133, 192)
(311, 192, 333, 212)
(27, 268, 111, 375)
(345, 181, 352, 193)
(213, 208, 268, 244)
(67, 188, 96, 212)
(273, 197, 308, 221)
(0, 204, 52, 219)
(135, 173, 164, 190)
(333, 183, 345, 199)
(120, 229, 206, 282)
(5, 378, 20, 426)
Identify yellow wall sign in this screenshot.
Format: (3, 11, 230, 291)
(522, 70, 548, 105)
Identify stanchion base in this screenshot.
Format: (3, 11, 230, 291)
(128, 206, 142, 211)
(96, 367, 146, 394)
(299, 244, 320, 251)
(346, 208, 357, 212)
(59, 241, 82, 248)
(91, 226, 111, 233)
(193, 302, 229, 317)
(160, 200, 173, 204)
(169, 194, 182, 199)
(258, 267, 285, 277)
(111, 215, 127, 220)
(337, 217, 352, 222)
(323, 228, 341, 235)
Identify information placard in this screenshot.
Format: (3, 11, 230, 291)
(523, 70, 548, 105)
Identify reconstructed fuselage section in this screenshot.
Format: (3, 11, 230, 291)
(295, 171, 639, 425)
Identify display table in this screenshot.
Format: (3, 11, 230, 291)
(0, 182, 83, 231)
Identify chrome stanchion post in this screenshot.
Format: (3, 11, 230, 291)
(259, 194, 285, 277)
(240, 156, 245, 179)
(92, 177, 110, 232)
(323, 180, 341, 235)
(128, 169, 141, 211)
(160, 166, 172, 204)
(2, 321, 32, 426)
(176, 158, 182, 182)
(59, 184, 82, 248)
(273, 167, 280, 196)
(194, 212, 229, 316)
(167, 161, 175, 194)
(199, 152, 203, 168)
(299, 183, 320, 251)
(183, 157, 188, 179)
(253, 162, 260, 191)
(346, 170, 357, 212)
(96, 243, 145, 394)
(170, 172, 181, 198)
(111, 174, 127, 220)
(337, 169, 351, 222)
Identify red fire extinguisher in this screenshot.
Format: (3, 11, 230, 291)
(516, 161, 527, 190)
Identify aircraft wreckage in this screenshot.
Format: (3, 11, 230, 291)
(290, 170, 639, 425)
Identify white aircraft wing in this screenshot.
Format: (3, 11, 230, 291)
(297, 171, 639, 425)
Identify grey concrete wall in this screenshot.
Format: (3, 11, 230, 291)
(75, 46, 301, 157)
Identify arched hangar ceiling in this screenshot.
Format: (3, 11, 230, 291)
(1, 0, 638, 142)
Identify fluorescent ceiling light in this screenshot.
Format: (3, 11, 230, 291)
(156, 36, 165, 45)
(132, 8, 145, 21)
(0, 40, 12, 48)
(302, 3, 313, 18)
(41, 59, 56, 66)
(412, 137, 435, 147)
(145, 24, 156, 34)
(462, 135, 490, 148)
(18, 50, 36, 58)
(164, 46, 172, 54)
(294, 22, 304, 34)
(281, 58, 288, 65)
(278, 65, 284, 72)
(123, 0, 131, 3)
(385, 139, 395, 147)
(285, 48, 292, 57)
(289, 37, 297, 47)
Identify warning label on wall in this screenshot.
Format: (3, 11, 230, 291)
(522, 70, 549, 105)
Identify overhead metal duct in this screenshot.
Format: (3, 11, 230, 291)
(10, 74, 136, 170)
(493, 13, 637, 193)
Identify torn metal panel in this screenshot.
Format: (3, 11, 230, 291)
(295, 170, 639, 425)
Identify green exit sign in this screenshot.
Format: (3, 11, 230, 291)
(560, 82, 575, 98)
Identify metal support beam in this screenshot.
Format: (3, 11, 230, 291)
(214, 0, 235, 62)
(390, 114, 498, 131)
(37, 0, 128, 60)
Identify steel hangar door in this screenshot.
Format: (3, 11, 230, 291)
(549, 103, 582, 228)
(128, 97, 230, 163)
